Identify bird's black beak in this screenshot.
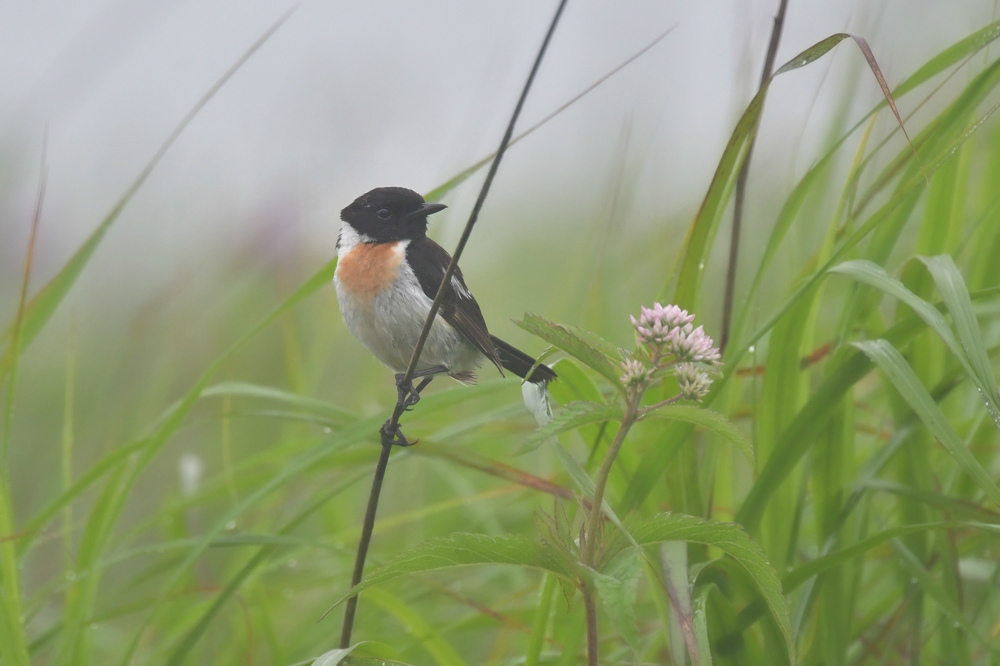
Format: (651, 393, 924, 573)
(406, 202, 447, 219)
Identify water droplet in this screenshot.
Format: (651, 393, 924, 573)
(976, 387, 1000, 431)
(910, 577, 918, 584)
(748, 345, 755, 354)
(287, 559, 298, 568)
(698, 262, 705, 270)
(226, 521, 237, 531)
(323, 427, 332, 434)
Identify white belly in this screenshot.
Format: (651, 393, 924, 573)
(334, 236, 482, 378)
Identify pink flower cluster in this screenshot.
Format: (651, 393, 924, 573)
(630, 303, 720, 363)
(621, 302, 721, 402)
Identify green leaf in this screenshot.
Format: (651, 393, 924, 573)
(893, 20, 1000, 99)
(517, 313, 623, 389)
(591, 548, 641, 650)
(852, 339, 1000, 507)
(328, 533, 578, 610)
(631, 513, 794, 663)
(642, 404, 754, 469)
(524, 400, 623, 451)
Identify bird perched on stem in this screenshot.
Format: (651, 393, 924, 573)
(334, 187, 556, 444)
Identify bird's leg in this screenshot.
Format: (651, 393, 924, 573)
(394, 366, 448, 410)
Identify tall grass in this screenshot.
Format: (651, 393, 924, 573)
(2, 12, 1000, 666)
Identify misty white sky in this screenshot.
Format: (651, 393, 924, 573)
(0, 0, 994, 299)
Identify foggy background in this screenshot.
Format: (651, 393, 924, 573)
(0, 0, 993, 319)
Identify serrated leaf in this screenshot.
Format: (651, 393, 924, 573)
(642, 404, 754, 468)
(523, 400, 624, 452)
(852, 339, 1000, 507)
(328, 534, 578, 610)
(631, 513, 794, 663)
(517, 313, 623, 388)
(591, 548, 641, 650)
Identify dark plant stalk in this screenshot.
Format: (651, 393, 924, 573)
(338, 0, 570, 648)
(339, 441, 391, 648)
(719, 0, 789, 351)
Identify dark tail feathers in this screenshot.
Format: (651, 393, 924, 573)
(491, 336, 556, 385)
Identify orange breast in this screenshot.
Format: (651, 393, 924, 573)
(336, 241, 404, 300)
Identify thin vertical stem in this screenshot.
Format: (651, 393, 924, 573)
(584, 588, 599, 666)
(339, 442, 392, 648)
(340, 0, 571, 647)
(720, 0, 789, 351)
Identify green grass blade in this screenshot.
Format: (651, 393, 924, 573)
(919, 255, 1000, 410)
(853, 339, 1000, 506)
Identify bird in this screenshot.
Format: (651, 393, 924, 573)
(334, 186, 556, 444)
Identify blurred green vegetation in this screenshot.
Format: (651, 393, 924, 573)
(3, 16, 1000, 666)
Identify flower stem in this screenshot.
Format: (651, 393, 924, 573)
(583, 399, 639, 567)
(584, 586, 599, 666)
(639, 393, 683, 415)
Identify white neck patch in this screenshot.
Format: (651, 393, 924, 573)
(337, 224, 375, 256)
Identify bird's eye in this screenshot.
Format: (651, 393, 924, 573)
(377, 208, 391, 219)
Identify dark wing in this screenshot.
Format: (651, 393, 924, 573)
(406, 237, 504, 374)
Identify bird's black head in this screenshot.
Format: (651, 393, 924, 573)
(340, 187, 447, 242)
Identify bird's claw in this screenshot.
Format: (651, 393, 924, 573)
(380, 420, 417, 447)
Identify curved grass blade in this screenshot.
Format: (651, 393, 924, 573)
(853, 339, 1000, 506)
(202, 381, 358, 426)
(672, 32, 918, 310)
(919, 255, 1000, 414)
